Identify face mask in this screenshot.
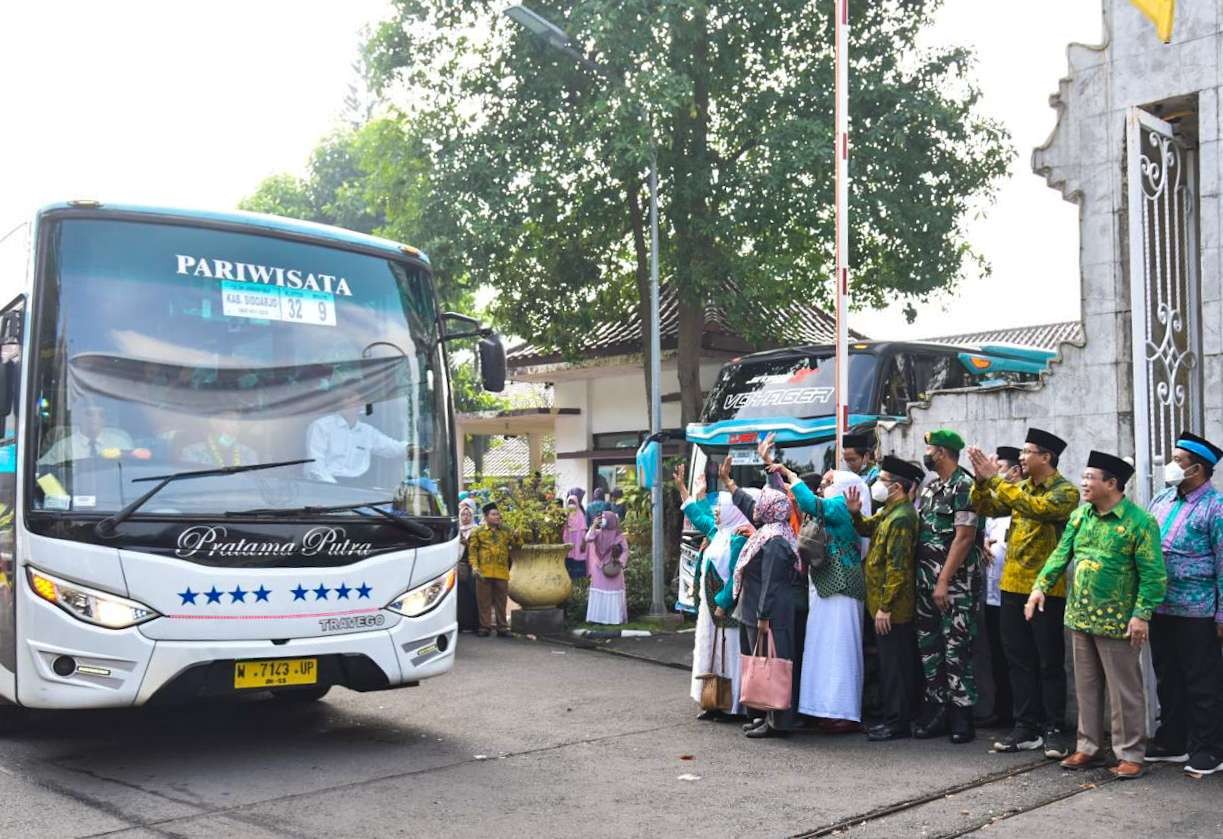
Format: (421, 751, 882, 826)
(922, 454, 938, 471)
(1164, 461, 1189, 486)
(871, 481, 891, 504)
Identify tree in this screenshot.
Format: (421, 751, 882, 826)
(363, 0, 1011, 425)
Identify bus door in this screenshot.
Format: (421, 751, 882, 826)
(0, 299, 23, 678)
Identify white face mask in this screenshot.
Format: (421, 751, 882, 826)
(871, 480, 892, 504)
(1164, 460, 1190, 486)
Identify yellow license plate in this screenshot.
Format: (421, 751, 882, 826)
(233, 658, 318, 689)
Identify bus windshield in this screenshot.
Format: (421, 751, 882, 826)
(30, 217, 453, 519)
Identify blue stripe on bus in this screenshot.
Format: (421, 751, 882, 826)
(684, 413, 890, 445)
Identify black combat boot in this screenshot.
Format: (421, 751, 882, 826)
(913, 703, 949, 739)
(949, 705, 976, 744)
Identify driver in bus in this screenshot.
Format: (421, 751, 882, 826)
(304, 400, 413, 485)
(181, 410, 259, 467)
(38, 399, 134, 464)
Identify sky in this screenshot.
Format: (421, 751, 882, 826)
(1, 1, 1103, 340)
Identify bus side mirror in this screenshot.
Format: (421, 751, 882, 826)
(478, 334, 506, 393)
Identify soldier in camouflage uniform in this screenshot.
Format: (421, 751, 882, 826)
(914, 429, 984, 745)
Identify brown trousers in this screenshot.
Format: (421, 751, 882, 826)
(476, 577, 509, 632)
(1071, 630, 1147, 763)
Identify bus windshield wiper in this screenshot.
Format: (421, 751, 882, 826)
(225, 500, 435, 539)
(94, 459, 314, 538)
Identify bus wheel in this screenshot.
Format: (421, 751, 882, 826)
(270, 685, 331, 703)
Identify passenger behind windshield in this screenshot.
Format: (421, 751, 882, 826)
(305, 400, 411, 486)
(38, 399, 134, 465)
(181, 410, 259, 468)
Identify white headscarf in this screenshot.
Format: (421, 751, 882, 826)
(822, 470, 871, 557)
(704, 491, 751, 581)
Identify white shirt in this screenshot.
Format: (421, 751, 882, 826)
(305, 414, 405, 483)
(984, 516, 1010, 607)
(39, 428, 134, 465)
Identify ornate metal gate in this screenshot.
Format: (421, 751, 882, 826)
(1125, 107, 1202, 505)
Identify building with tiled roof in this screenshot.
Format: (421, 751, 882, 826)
(921, 321, 1084, 352)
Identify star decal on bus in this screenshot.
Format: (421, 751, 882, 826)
(335, 583, 352, 599)
(253, 585, 272, 602)
(312, 583, 331, 600)
(178, 588, 198, 605)
(291, 584, 308, 601)
(229, 586, 247, 603)
(204, 586, 223, 604)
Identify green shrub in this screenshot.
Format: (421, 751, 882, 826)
(564, 576, 590, 624)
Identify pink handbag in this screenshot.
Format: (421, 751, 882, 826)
(738, 629, 792, 712)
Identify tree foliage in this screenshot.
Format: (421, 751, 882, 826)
(362, 0, 1012, 423)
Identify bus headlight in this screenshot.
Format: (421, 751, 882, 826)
(27, 568, 159, 629)
(386, 568, 457, 618)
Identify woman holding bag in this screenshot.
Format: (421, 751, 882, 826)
(585, 510, 630, 624)
(720, 455, 803, 738)
(676, 463, 756, 721)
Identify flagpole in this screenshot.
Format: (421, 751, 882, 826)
(834, 0, 850, 464)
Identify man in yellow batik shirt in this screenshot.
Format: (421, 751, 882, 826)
(969, 428, 1080, 760)
(467, 502, 522, 638)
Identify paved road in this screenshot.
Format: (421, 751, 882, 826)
(0, 636, 1218, 838)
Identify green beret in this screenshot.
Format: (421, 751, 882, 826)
(924, 429, 965, 453)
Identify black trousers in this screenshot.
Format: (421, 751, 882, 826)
(1150, 613, 1223, 756)
(741, 589, 806, 731)
(984, 604, 1013, 725)
(877, 621, 918, 728)
(1000, 591, 1066, 730)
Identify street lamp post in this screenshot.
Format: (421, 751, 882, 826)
(504, 5, 667, 617)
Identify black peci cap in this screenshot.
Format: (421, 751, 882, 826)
(996, 446, 1021, 463)
(1026, 427, 1067, 456)
(1175, 431, 1223, 466)
(481, 502, 499, 515)
(842, 432, 874, 451)
(1086, 451, 1135, 484)
(881, 454, 925, 485)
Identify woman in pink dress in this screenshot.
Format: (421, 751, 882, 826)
(585, 510, 629, 624)
(563, 491, 589, 579)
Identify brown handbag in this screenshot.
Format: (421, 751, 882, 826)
(697, 629, 733, 712)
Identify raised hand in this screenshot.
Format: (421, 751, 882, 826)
(757, 432, 777, 465)
(844, 484, 862, 515)
(692, 469, 707, 500)
(718, 454, 734, 485)
(673, 462, 689, 502)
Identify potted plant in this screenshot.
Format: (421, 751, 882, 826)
(496, 479, 573, 610)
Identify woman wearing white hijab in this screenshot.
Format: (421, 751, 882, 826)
(675, 464, 756, 720)
(768, 453, 872, 731)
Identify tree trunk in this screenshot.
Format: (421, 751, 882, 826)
(676, 298, 704, 427)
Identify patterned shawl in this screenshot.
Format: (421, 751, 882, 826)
(732, 488, 799, 599)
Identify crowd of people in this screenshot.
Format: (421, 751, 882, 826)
(677, 425, 1223, 781)
(456, 484, 633, 635)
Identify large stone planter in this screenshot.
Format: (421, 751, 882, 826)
(507, 543, 573, 608)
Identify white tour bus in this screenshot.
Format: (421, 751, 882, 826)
(0, 202, 504, 709)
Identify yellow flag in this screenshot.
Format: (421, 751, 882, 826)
(1130, 0, 1175, 43)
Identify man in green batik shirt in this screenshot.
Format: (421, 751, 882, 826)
(847, 454, 925, 741)
(914, 429, 984, 745)
(1028, 451, 1166, 780)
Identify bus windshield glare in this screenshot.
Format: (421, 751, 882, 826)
(30, 218, 453, 519)
(701, 352, 878, 422)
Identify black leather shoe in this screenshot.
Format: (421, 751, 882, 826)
(949, 705, 976, 744)
(913, 706, 948, 739)
(745, 725, 789, 739)
(742, 717, 767, 732)
(868, 724, 911, 742)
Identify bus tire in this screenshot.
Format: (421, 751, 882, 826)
(270, 685, 331, 703)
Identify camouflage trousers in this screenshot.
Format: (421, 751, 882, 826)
(915, 547, 977, 708)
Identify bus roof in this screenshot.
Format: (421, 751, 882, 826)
(35, 201, 428, 264)
(724, 338, 1056, 365)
